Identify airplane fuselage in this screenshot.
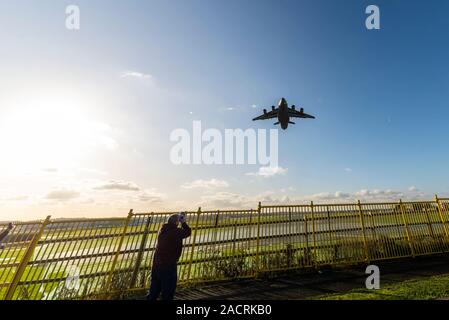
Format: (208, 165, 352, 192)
(252, 97, 314, 129)
(278, 98, 290, 130)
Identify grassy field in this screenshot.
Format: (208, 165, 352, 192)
(318, 274, 449, 300)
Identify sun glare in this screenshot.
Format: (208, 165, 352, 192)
(0, 90, 107, 174)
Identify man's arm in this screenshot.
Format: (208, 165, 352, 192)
(179, 222, 191, 239)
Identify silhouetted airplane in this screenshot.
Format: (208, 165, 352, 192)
(252, 98, 315, 130)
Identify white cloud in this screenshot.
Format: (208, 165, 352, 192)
(310, 191, 352, 201)
(6, 196, 29, 202)
(45, 189, 80, 202)
(345, 168, 353, 173)
(181, 179, 229, 190)
(99, 136, 118, 150)
(197, 190, 295, 209)
(408, 186, 418, 192)
(306, 188, 426, 203)
(253, 191, 293, 205)
(93, 180, 140, 191)
(200, 192, 248, 208)
(246, 166, 288, 178)
(136, 189, 165, 204)
(121, 71, 152, 80)
(354, 189, 402, 199)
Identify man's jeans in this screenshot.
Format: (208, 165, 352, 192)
(147, 264, 178, 300)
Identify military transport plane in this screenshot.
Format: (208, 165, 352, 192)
(252, 98, 315, 130)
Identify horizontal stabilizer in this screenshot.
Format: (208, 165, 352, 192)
(289, 121, 296, 125)
(274, 122, 280, 125)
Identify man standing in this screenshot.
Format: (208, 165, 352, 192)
(147, 212, 191, 300)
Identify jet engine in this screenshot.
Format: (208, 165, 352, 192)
(263, 109, 267, 114)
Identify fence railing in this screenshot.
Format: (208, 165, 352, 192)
(1, 196, 449, 300)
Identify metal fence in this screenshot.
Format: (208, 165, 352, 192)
(1, 196, 449, 300)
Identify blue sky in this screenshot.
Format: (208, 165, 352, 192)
(1, 0, 448, 219)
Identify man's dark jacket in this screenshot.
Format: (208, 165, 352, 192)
(152, 222, 191, 268)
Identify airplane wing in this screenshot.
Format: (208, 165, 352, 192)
(252, 108, 278, 121)
(288, 108, 316, 119)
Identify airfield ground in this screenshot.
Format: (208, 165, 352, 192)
(132, 254, 449, 300)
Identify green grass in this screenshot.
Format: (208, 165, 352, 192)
(318, 274, 449, 300)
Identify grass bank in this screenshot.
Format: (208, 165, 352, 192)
(318, 273, 449, 300)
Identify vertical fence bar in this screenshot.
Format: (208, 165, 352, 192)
(186, 208, 201, 283)
(304, 215, 309, 265)
(247, 209, 252, 245)
(369, 212, 377, 240)
(424, 208, 435, 238)
(357, 200, 370, 263)
(255, 202, 261, 277)
(288, 207, 292, 239)
(326, 206, 332, 245)
(130, 216, 152, 288)
(399, 200, 415, 258)
(287, 207, 293, 268)
(435, 195, 449, 245)
(213, 210, 220, 244)
(105, 209, 133, 291)
(5, 215, 51, 300)
(311, 201, 317, 267)
(231, 218, 237, 257)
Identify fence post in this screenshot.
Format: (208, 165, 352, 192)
(186, 208, 201, 282)
(311, 201, 317, 268)
(213, 210, 220, 244)
(326, 205, 336, 262)
(326, 206, 332, 243)
(5, 215, 51, 300)
(130, 216, 152, 288)
(399, 200, 415, 258)
(435, 195, 449, 245)
(357, 200, 370, 263)
(424, 206, 435, 238)
(247, 209, 252, 242)
(369, 211, 377, 239)
(255, 202, 261, 277)
(105, 209, 133, 290)
(304, 215, 309, 265)
(288, 207, 292, 238)
(231, 216, 238, 257)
